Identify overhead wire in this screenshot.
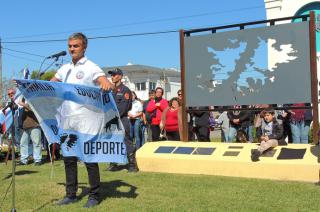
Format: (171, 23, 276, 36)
(1, 29, 179, 44)
(2, 47, 45, 58)
(0, 4, 265, 76)
(2, 51, 45, 63)
(2, 51, 59, 66)
(2, 5, 265, 40)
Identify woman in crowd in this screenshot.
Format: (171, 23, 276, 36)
(161, 97, 181, 141)
(288, 103, 312, 144)
(128, 91, 143, 149)
(146, 87, 168, 141)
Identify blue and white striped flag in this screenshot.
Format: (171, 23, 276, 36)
(16, 79, 127, 163)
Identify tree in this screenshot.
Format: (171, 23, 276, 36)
(31, 70, 56, 81)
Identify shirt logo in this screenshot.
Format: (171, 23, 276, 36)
(76, 70, 84, 79)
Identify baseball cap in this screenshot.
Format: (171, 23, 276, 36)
(108, 68, 123, 76)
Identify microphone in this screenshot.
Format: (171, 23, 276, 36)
(46, 51, 67, 59)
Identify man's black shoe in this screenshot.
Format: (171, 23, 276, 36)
(83, 198, 99, 208)
(56, 197, 77, 206)
(106, 163, 119, 171)
(128, 164, 139, 173)
(251, 149, 261, 162)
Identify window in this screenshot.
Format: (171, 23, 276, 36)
(135, 82, 146, 91)
(149, 82, 156, 91)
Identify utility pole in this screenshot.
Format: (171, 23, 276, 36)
(0, 38, 2, 101)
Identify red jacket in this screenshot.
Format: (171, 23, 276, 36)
(146, 98, 168, 125)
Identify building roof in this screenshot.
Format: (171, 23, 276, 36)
(102, 64, 180, 77)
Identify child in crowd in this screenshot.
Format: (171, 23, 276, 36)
(251, 108, 286, 162)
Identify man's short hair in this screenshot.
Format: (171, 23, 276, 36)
(149, 90, 155, 94)
(69, 32, 88, 48)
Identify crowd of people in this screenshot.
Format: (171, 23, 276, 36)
(0, 73, 314, 165)
(216, 103, 312, 145)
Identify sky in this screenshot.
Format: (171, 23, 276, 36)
(0, 0, 266, 80)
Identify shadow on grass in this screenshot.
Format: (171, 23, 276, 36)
(57, 180, 138, 202)
(32, 198, 59, 212)
(99, 180, 138, 200)
(2, 170, 38, 180)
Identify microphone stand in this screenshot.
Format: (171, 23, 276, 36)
(35, 57, 60, 165)
(2, 100, 18, 212)
(36, 57, 57, 80)
(6, 54, 61, 212)
(9, 101, 17, 212)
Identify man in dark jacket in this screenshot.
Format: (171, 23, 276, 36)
(193, 107, 210, 142)
(106, 68, 138, 172)
(227, 105, 250, 142)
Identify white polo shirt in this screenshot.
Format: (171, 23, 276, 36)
(55, 56, 105, 86)
(55, 57, 106, 132)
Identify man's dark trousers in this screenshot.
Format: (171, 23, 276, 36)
(64, 156, 100, 200)
(121, 117, 135, 156)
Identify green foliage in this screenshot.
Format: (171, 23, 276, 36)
(30, 70, 38, 79)
(40, 71, 56, 81)
(30, 70, 56, 81)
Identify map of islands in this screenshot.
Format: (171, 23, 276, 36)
(197, 37, 298, 95)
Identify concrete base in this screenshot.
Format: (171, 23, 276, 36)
(136, 142, 320, 183)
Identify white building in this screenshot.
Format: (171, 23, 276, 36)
(103, 64, 181, 100)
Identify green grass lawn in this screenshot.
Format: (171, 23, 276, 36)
(0, 158, 320, 212)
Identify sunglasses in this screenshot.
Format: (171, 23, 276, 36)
(178, 93, 182, 96)
(8, 93, 14, 96)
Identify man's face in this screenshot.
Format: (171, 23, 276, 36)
(111, 74, 122, 84)
(7, 90, 15, 100)
(149, 93, 155, 100)
(177, 91, 182, 100)
(155, 89, 163, 98)
(68, 38, 86, 63)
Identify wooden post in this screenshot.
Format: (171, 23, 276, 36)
(179, 30, 188, 142)
(309, 11, 319, 144)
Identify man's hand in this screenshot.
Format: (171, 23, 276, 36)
(50, 77, 61, 82)
(282, 111, 288, 118)
(12, 80, 18, 87)
(96, 76, 114, 91)
(233, 119, 240, 124)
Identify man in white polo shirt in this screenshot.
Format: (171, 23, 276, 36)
(51, 32, 113, 208)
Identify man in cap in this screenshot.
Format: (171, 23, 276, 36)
(106, 68, 139, 172)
